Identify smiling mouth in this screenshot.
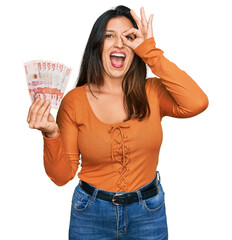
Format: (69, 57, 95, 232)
(110, 51, 126, 68)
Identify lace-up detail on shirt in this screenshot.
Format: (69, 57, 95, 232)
(108, 124, 130, 192)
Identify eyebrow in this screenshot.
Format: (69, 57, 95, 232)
(105, 29, 130, 34)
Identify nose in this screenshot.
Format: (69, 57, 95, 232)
(114, 36, 124, 48)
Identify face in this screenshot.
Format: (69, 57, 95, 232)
(102, 17, 135, 81)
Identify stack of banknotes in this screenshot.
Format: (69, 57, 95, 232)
(24, 60, 72, 108)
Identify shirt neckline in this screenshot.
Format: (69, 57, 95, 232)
(82, 83, 133, 126)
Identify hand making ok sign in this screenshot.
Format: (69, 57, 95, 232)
(121, 7, 154, 50)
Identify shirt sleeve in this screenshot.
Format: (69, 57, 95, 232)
(134, 37, 209, 118)
(42, 94, 80, 186)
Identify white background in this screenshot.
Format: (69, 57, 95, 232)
(1, 0, 232, 239)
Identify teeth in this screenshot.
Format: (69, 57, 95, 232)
(110, 53, 125, 58)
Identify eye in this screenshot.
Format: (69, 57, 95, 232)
(126, 34, 135, 41)
(105, 34, 113, 39)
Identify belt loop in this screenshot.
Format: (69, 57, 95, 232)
(90, 188, 98, 203)
(157, 171, 161, 183)
(135, 190, 143, 205)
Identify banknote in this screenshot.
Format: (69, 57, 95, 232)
(24, 60, 72, 108)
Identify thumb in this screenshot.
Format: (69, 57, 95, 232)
(48, 113, 55, 122)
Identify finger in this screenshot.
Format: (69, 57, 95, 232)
(121, 28, 141, 49)
(43, 105, 52, 124)
(121, 35, 133, 49)
(36, 99, 51, 123)
(42, 100, 51, 120)
(147, 14, 154, 38)
(27, 97, 40, 123)
(28, 98, 47, 128)
(122, 28, 141, 39)
(130, 9, 142, 29)
(148, 14, 154, 28)
(39, 104, 52, 132)
(140, 7, 148, 27)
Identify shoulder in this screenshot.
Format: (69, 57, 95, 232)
(145, 77, 161, 92)
(145, 77, 166, 101)
(64, 85, 85, 99)
(58, 85, 86, 115)
(61, 85, 85, 105)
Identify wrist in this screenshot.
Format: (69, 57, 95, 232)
(134, 37, 156, 56)
(45, 132, 58, 138)
(44, 128, 59, 138)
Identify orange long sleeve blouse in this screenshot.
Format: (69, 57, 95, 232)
(42, 37, 208, 192)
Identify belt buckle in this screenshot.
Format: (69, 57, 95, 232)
(112, 193, 124, 205)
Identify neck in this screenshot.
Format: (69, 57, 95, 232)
(99, 75, 123, 94)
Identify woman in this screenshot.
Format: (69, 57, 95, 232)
(27, 5, 208, 240)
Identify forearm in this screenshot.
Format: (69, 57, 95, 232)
(135, 38, 209, 117)
(43, 131, 76, 186)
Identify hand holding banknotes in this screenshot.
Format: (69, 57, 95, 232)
(24, 59, 72, 138)
(27, 97, 59, 138)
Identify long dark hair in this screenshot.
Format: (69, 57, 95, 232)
(76, 5, 150, 121)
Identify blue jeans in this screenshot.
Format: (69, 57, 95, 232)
(69, 172, 168, 240)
